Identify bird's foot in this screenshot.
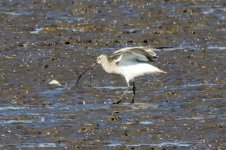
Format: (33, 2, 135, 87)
(112, 99, 121, 104)
(112, 95, 126, 104)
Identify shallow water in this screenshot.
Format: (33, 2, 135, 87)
(0, 0, 226, 149)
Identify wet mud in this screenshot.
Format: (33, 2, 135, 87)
(0, 0, 226, 149)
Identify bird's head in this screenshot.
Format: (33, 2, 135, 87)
(96, 54, 107, 64)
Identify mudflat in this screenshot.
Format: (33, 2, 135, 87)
(0, 0, 225, 149)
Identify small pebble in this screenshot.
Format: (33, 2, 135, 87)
(49, 80, 62, 86)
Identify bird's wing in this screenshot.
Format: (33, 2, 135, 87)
(111, 46, 157, 63)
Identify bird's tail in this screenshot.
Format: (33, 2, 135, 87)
(158, 69, 167, 74)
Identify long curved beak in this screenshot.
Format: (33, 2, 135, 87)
(76, 62, 97, 87)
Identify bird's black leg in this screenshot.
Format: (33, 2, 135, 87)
(131, 82, 136, 103)
(113, 80, 135, 104)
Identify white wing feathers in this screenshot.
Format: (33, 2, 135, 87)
(112, 46, 157, 65)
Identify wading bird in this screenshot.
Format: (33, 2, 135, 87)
(76, 46, 166, 104)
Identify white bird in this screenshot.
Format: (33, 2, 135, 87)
(76, 46, 166, 104)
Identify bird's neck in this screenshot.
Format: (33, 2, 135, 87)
(101, 57, 113, 73)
